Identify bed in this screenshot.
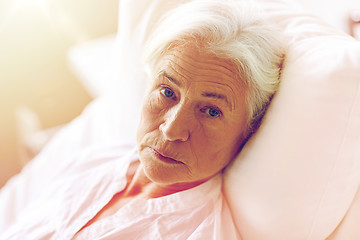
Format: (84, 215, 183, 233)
(2, 0, 360, 238)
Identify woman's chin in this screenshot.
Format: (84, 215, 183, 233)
(139, 153, 181, 183)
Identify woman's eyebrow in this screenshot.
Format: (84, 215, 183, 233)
(162, 72, 183, 87)
(201, 92, 232, 110)
(162, 71, 233, 110)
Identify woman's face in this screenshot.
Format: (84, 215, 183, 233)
(136, 42, 248, 187)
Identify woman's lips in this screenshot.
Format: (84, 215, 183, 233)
(150, 148, 183, 164)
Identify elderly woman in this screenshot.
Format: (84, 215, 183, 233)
(0, 0, 283, 239)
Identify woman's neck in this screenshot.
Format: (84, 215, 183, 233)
(123, 163, 208, 199)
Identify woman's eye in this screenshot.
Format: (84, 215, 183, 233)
(160, 87, 175, 99)
(202, 107, 221, 118)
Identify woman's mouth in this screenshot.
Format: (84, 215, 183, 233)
(150, 148, 183, 164)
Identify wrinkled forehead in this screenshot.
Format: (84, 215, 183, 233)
(154, 41, 243, 84)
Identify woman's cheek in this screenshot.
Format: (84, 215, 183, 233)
(137, 93, 163, 143)
(145, 91, 167, 114)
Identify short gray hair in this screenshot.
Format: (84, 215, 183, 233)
(143, 0, 284, 135)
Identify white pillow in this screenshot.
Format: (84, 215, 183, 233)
(224, 1, 360, 239)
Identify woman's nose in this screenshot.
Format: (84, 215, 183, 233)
(159, 106, 190, 142)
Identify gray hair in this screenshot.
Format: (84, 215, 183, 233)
(143, 0, 284, 135)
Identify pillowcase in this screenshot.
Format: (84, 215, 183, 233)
(223, 1, 360, 239)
